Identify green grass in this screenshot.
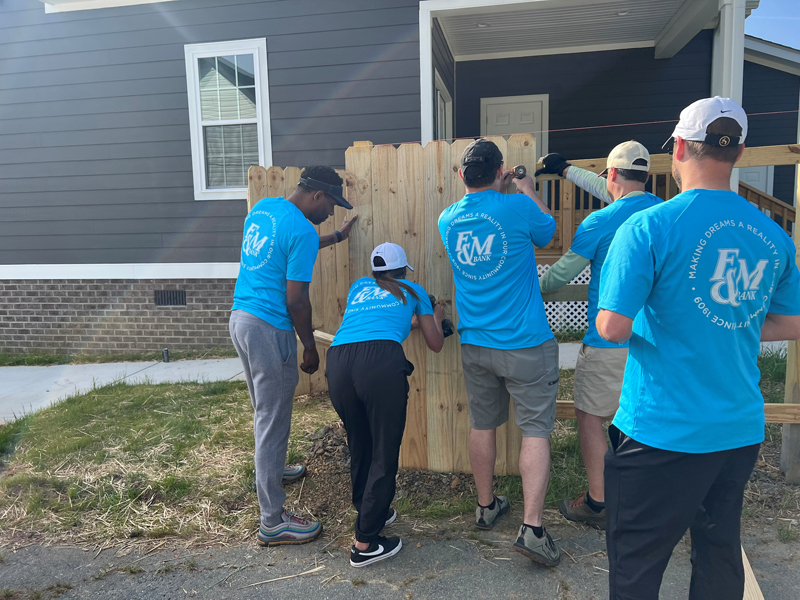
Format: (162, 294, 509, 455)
(553, 328, 587, 343)
(0, 347, 238, 367)
(0, 352, 787, 546)
(0, 380, 257, 542)
(778, 524, 798, 543)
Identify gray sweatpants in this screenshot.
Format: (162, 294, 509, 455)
(229, 309, 299, 527)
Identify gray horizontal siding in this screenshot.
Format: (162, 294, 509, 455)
(456, 31, 714, 160)
(0, 0, 421, 265)
(742, 60, 800, 206)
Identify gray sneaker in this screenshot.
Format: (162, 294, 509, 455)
(513, 525, 561, 567)
(475, 495, 510, 530)
(257, 510, 322, 547)
(282, 464, 306, 483)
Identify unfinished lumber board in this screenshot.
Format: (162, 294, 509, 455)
(333, 168, 351, 324)
(742, 546, 765, 600)
(266, 166, 284, 200)
(554, 401, 800, 424)
(246, 165, 269, 211)
(371, 143, 396, 249)
(449, 137, 474, 474)
(484, 135, 510, 476)
(541, 284, 590, 302)
(504, 134, 539, 475)
(560, 180, 576, 251)
(344, 142, 375, 285)
(782, 212, 800, 481)
(424, 139, 458, 473)
(396, 142, 428, 470)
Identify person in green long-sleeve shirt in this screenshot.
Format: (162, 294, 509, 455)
(535, 141, 662, 530)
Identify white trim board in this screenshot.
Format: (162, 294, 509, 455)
(43, 0, 176, 12)
(0, 263, 240, 280)
(453, 40, 654, 62)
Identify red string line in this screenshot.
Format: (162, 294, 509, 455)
(369, 109, 800, 147)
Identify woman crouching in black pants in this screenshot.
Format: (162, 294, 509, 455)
(326, 242, 445, 567)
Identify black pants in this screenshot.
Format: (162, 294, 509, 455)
(326, 340, 412, 543)
(605, 425, 759, 600)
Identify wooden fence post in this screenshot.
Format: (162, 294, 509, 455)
(781, 196, 800, 482)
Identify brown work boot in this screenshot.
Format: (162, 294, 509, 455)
(559, 491, 606, 530)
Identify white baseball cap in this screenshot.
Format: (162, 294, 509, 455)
(665, 96, 748, 151)
(371, 242, 414, 271)
(599, 140, 650, 176)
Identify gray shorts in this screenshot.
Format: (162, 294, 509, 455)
(461, 337, 559, 438)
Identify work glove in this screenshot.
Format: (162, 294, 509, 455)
(534, 153, 571, 177)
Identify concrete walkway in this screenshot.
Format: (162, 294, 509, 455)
(0, 340, 787, 423)
(0, 358, 245, 422)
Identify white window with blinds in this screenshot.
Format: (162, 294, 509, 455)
(185, 39, 272, 201)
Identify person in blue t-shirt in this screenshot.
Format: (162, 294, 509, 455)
(596, 98, 800, 598)
(326, 242, 445, 568)
(438, 138, 561, 567)
(536, 141, 662, 530)
(229, 166, 354, 548)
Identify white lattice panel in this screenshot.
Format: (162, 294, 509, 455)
(538, 263, 590, 332)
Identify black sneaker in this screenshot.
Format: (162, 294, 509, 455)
(385, 508, 397, 527)
(350, 536, 402, 568)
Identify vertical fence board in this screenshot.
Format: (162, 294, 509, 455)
(247, 165, 269, 211)
(486, 136, 510, 475)
(371, 144, 397, 248)
(449, 138, 474, 474)
(396, 143, 428, 470)
(267, 166, 285, 200)
(424, 139, 458, 472)
(334, 169, 351, 322)
(345, 142, 375, 285)
(503, 134, 538, 475)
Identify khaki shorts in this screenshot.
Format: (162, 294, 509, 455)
(461, 338, 559, 438)
(573, 344, 628, 418)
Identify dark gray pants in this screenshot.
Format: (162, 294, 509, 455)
(229, 309, 299, 527)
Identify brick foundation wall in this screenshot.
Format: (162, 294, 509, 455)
(0, 279, 236, 354)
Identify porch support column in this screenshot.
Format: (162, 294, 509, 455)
(711, 0, 745, 190)
(711, 0, 745, 101)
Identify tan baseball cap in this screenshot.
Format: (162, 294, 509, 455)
(599, 140, 650, 176)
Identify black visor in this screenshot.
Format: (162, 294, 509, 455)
(300, 177, 353, 210)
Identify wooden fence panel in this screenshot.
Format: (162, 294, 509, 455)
(345, 142, 375, 285)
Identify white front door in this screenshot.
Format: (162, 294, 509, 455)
(480, 94, 549, 160)
(737, 165, 774, 196)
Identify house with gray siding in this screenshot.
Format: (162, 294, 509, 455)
(0, 0, 797, 354)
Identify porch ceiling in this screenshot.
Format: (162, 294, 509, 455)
(437, 0, 688, 60)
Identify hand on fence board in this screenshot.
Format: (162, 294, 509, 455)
(338, 213, 359, 240)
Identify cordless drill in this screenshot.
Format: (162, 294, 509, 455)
(428, 295, 455, 338)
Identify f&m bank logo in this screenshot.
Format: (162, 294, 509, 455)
(455, 231, 495, 266)
(243, 223, 268, 257)
(710, 248, 768, 307)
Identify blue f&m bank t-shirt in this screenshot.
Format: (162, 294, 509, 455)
(232, 197, 319, 331)
(438, 190, 557, 349)
(599, 189, 800, 453)
(331, 277, 433, 346)
(570, 192, 662, 348)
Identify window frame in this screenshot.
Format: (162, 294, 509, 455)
(434, 69, 453, 141)
(184, 38, 273, 201)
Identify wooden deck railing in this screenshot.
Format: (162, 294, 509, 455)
(535, 144, 799, 263)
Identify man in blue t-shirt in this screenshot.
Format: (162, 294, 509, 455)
(439, 139, 561, 567)
(229, 166, 353, 548)
(596, 98, 800, 597)
(536, 141, 661, 530)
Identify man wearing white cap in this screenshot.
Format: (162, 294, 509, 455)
(596, 97, 800, 597)
(535, 141, 662, 530)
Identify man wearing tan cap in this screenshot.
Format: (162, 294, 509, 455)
(535, 141, 662, 530)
